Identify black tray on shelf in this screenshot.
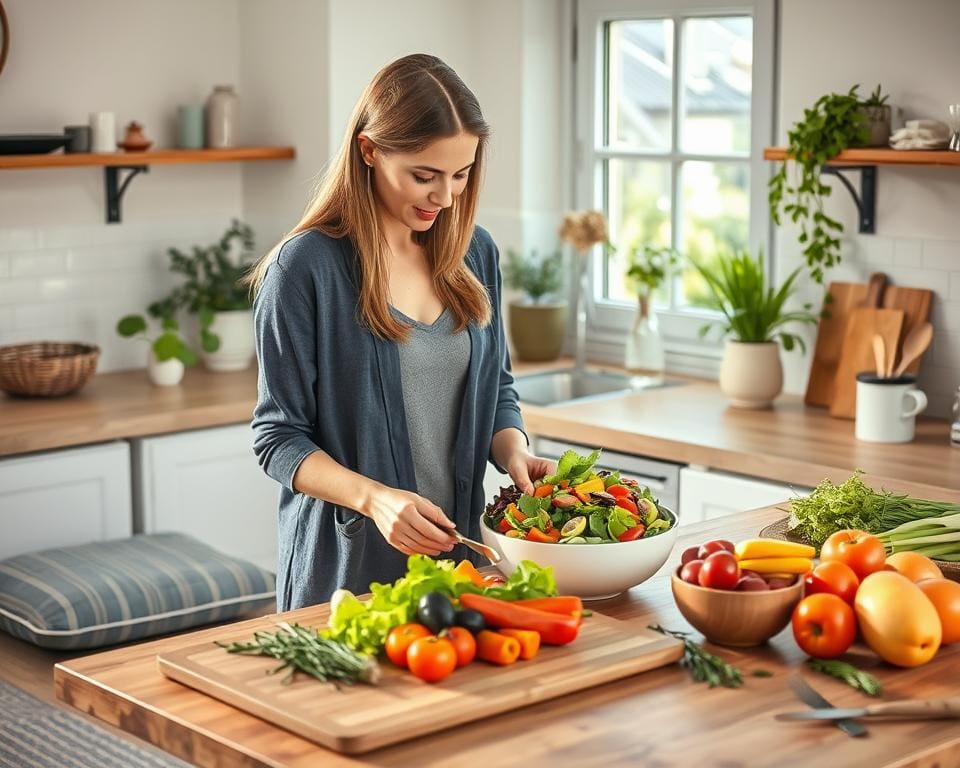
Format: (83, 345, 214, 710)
(0, 134, 68, 155)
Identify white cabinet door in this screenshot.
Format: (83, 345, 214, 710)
(679, 467, 810, 526)
(0, 442, 132, 559)
(133, 424, 279, 573)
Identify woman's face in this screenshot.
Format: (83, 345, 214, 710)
(361, 132, 479, 234)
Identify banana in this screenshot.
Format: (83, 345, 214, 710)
(737, 557, 814, 575)
(735, 538, 815, 560)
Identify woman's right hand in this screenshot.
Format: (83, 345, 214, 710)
(361, 485, 458, 556)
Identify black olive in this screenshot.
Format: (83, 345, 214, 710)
(416, 592, 456, 634)
(454, 608, 486, 634)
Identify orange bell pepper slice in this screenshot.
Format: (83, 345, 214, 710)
(533, 483, 554, 498)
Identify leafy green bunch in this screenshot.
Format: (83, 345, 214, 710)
(625, 244, 679, 296)
(690, 250, 817, 351)
(768, 85, 869, 284)
(503, 248, 564, 303)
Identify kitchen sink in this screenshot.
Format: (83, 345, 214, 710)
(512, 368, 683, 407)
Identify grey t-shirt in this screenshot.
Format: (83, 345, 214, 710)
(392, 307, 470, 518)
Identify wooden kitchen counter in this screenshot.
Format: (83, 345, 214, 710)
(1, 362, 958, 500)
(55, 504, 960, 768)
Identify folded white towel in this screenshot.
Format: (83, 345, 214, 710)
(889, 118, 951, 150)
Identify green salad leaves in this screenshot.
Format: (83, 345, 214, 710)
(325, 555, 557, 654)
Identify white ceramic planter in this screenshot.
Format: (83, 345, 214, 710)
(148, 354, 185, 387)
(202, 309, 255, 372)
(719, 340, 783, 409)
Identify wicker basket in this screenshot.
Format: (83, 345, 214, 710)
(0, 342, 100, 397)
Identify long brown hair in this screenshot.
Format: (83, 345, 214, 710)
(245, 54, 492, 340)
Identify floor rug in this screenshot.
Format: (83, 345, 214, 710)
(0, 679, 190, 768)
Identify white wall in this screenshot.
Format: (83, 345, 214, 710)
(778, 0, 960, 417)
(0, 0, 566, 373)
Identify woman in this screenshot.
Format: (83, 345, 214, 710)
(247, 54, 552, 610)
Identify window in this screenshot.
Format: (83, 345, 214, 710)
(575, 0, 775, 359)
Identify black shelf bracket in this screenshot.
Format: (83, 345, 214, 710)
(104, 165, 149, 224)
(820, 164, 876, 234)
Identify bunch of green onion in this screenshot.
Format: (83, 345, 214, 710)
(877, 513, 960, 561)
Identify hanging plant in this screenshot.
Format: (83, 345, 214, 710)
(768, 85, 869, 284)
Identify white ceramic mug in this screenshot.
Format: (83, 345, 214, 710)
(855, 374, 928, 443)
(89, 111, 116, 153)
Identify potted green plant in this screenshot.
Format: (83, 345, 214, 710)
(768, 85, 870, 285)
(859, 84, 891, 147)
(116, 311, 197, 386)
(623, 244, 679, 373)
(691, 250, 817, 409)
(151, 219, 257, 372)
(503, 247, 566, 362)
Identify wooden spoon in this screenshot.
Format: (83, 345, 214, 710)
(893, 321, 933, 379)
(872, 334, 886, 378)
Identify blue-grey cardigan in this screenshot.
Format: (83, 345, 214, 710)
(251, 226, 526, 610)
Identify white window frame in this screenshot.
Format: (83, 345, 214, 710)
(575, 0, 776, 374)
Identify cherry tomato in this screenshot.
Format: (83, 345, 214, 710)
(698, 551, 740, 590)
(618, 525, 646, 542)
(606, 484, 631, 498)
(615, 497, 639, 516)
(680, 546, 701, 565)
(791, 593, 856, 659)
(804, 560, 860, 604)
(697, 540, 735, 560)
(820, 529, 886, 581)
(406, 636, 457, 683)
(385, 623, 431, 669)
(680, 559, 704, 585)
(443, 626, 477, 667)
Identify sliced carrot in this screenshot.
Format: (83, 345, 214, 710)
(475, 630, 520, 665)
(525, 528, 554, 543)
(499, 628, 541, 660)
(533, 483, 554, 498)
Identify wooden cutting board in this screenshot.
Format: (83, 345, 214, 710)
(881, 286, 933, 376)
(157, 612, 682, 755)
(804, 273, 887, 407)
(829, 307, 905, 419)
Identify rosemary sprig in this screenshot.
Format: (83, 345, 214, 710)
(807, 658, 882, 696)
(649, 625, 743, 688)
(217, 621, 381, 687)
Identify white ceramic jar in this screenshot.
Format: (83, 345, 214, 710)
(205, 85, 239, 148)
(855, 374, 928, 443)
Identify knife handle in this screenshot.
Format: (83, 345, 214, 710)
(866, 698, 960, 719)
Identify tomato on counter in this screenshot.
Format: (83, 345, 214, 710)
(819, 530, 886, 581)
(791, 593, 856, 659)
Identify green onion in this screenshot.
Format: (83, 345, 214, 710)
(877, 513, 960, 561)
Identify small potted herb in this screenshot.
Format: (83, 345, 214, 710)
(503, 248, 566, 362)
(690, 249, 817, 409)
(859, 84, 892, 147)
(623, 244, 679, 373)
(116, 310, 197, 387)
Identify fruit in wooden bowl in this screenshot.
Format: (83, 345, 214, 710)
(671, 566, 804, 647)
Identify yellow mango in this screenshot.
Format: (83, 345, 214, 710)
(855, 571, 941, 668)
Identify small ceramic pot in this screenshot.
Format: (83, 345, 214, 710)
(202, 309, 255, 372)
(148, 354, 185, 387)
(508, 301, 567, 362)
(719, 340, 783, 409)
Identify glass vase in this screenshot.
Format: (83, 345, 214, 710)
(624, 292, 664, 374)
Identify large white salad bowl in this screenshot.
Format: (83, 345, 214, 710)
(480, 506, 680, 600)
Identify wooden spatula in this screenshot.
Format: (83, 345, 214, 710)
(893, 322, 933, 379)
(882, 285, 933, 376)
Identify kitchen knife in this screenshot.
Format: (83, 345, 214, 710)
(787, 676, 867, 738)
(778, 697, 960, 722)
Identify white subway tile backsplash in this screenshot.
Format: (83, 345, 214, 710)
(932, 333, 960, 370)
(0, 229, 37, 253)
(952, 272, 960, 301)
(922, 240, 959, 271)
(893, 238, 922, 267)
(861, 236, 894, 266)
(884, 267, 949, 295)
(10, 250, 68, 277)
(0, 254, 8, 278)
(0, 279, 40, 305)
(14, 304, 67, 330)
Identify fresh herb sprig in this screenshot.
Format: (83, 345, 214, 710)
(807, 658, 882, 697)
(788, 471, 960, 549)
(218, 622, 381, 687)
(649, 625, 744, 688)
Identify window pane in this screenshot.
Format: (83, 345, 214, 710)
(605, 158, 672, 303)
(607, 19, 674, 150)
(681, 17, 752, 155)
(679, 161, 750, 308)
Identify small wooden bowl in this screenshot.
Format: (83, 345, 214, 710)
(671, 567, 804, 647)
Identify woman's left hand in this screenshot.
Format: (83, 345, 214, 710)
(504, 450, 555, 496)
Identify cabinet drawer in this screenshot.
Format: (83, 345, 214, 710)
(680, 467, 810, 525)
(0, 441, 132, 559)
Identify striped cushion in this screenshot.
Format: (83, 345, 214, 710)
(0, 533, 276, 649)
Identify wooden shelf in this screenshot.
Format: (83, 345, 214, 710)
(763, 146, 960, 167)
(0, 146, 295, 170)
(0, 145, 296, 223)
